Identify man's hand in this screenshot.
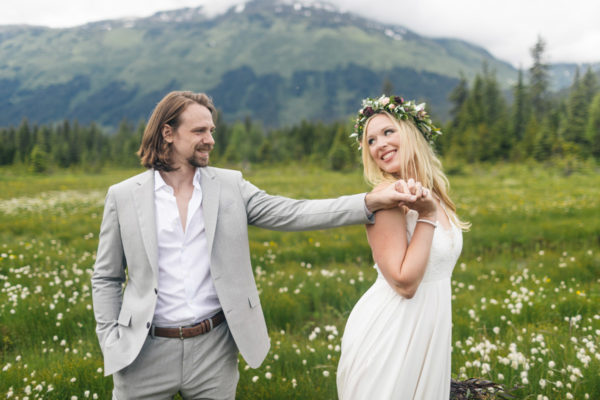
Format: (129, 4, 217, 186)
(365, 178, 435, 214)
(365, 180, 418, 213)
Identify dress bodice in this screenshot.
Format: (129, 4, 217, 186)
(375, 209, 463, 283)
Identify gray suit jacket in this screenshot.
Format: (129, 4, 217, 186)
(92, 167, 371, 376)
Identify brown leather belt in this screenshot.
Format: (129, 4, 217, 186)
(151, 311, 225, 339)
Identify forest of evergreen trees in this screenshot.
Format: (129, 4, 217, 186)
(1, 38, 599, 174)
(439, 38, 600, 166)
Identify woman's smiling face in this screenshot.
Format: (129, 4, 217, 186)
(365, 113, 403, 175)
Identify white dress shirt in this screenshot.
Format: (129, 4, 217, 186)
(152, 169, 221, 327)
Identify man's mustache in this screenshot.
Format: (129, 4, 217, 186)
(195, 145, 213, 151)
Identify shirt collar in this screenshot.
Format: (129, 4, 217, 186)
(192, 168, 202, 191)
(154, 169, 202, 192)
(154, 170, 169, 192)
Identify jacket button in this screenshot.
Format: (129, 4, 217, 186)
(146, 322, 151, 329)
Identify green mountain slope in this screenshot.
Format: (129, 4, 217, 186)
(0, 0, 519, 128)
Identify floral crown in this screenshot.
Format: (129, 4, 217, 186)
(350, 95, 442, 147)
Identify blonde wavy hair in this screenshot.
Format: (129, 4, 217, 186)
(361, 112, 470, 231)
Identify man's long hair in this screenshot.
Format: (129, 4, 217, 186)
(137, 91, 216, 171)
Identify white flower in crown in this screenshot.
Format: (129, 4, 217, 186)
(351, 94, 442, 149)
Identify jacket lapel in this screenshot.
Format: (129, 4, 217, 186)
(133, 170, 159, 277)
(200, 167, 220, 257)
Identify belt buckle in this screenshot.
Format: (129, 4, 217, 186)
(179, 326, 184, 340)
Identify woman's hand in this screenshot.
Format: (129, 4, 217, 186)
(364, 181, 418, 213)
(394, 178, 437, 219)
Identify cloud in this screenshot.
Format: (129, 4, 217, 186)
(0, 0, 239, 27)
(0, 0, 598, 67)
(306, 0, 600, 67)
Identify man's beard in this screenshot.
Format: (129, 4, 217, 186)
(187, 146, 212, 168)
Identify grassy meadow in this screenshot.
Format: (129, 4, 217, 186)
(0, 162, 599, 399)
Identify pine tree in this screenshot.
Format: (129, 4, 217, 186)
(88, 122, 108, 165)
(16, 118, 32, 163)
(449, 65, 508, 161)
(29, 145, 49, 173)
(297, 120, 317, 158)
(586, 92, 600, 158)
(213, 110, 230, 159)
(246, 123, 265, 163)
(565, 67, 589, 145)
(224, 122, 247, 163)
(111, 119, 138, 166)
(328, 125, 353, 171)
(0, 127, 17, 165)
(39, 125, 52, 155)
(68, 120, 82, 165)
(463, 125, 480, 163)
(528, 36, 550, 121)
(310, 121, 338, 160)
(448, 76, 469, 127)
(522, 116, 540, 158)
(53, 120, 71, 167)
(481, 65, 509, 159)
(512, 69, 530, 143)
(534, 111, 561, 161)
(581, 67, 599, 104)
(258, 140, 273, 164)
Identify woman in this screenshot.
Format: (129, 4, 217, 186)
(337, 95, 469, 399)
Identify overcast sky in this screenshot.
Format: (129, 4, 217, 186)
(1, 0, 599, 68)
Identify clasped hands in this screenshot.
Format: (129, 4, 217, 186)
(364, 178, 437, 218)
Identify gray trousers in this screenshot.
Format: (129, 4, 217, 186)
(112, 322, 239, 400)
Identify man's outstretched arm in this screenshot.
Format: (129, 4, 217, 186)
(238, 173, 417, 231)
(364, 180, 417, 213)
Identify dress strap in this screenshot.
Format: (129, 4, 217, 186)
(437, 199, 454, 230)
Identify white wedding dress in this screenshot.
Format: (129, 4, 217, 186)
(337, 209, 463, 400)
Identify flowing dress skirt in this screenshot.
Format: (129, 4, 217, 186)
(336, 275, 452, 400)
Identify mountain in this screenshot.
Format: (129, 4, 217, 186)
(0, 0, 520, 129)
(548, 63, 600, 91)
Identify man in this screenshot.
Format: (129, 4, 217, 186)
(92, 91, 418, 399)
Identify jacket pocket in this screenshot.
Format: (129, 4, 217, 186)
(117, 309, 132, 327)
(248, 293, 261, 309)
(104, 324, 120, 348)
